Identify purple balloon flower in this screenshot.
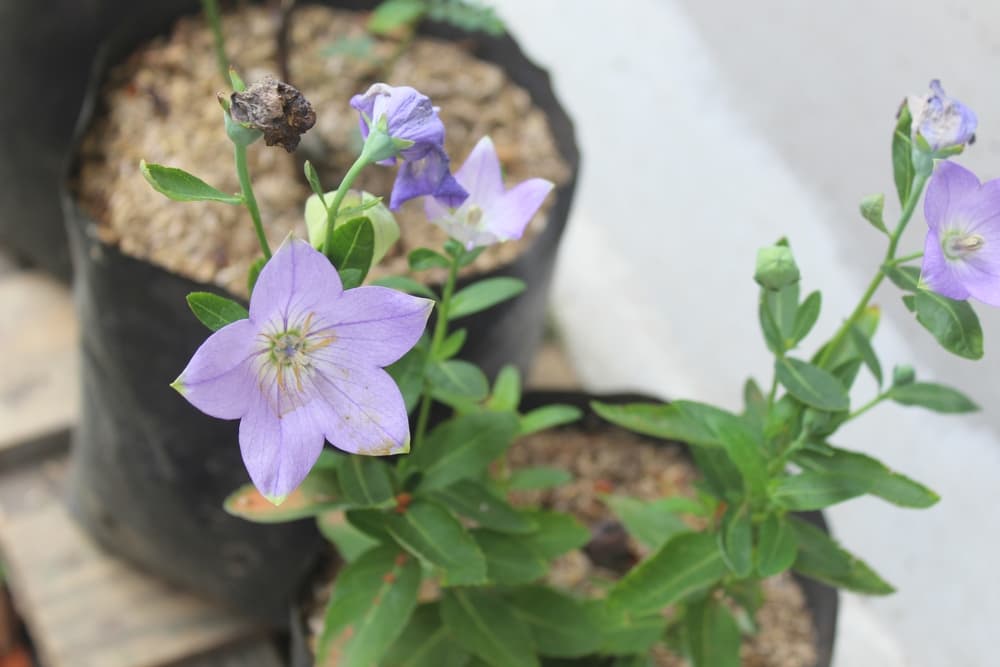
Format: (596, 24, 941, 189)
(350, 83, 468, 211)
(172, 238, 433, 501)
(920, 161, 1000, 306)
(907, 80, 977, 151)
(424, 136, 554, 249)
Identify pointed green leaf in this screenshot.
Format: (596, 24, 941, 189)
(883, 264, 920, 291)
(758, 291, 785, 355)
(410, 412, 520, 491)
(450, 278, 526, 319)
(685, 596, 741, 667)
(317, 512, 378, 562)
(409, 248, 451, 271)
(140, 161, 242, 204)
(371, 275, 437, 299)
(345, 508, 392, 541)
(792, 290, 822, 344)
(604, 495, 688, 551)
(519, 404, 581, 435)
(508, 586, 603, 658)
(436, 328, 467, 362)
(888, 381, 978, 413)
(487, 365, 521, 411)
(756, 514, 798, 577)
(518, 510, 590, 559)
(304, 161, 326, 203)
(329, 217, 375, 289)
(790, 516, 894, 594)
(185, 292, 248, 331)
(794, 445, 939, 508)
(848, 323, 883, 386)
(431, 480, 537, 534)
(772, 471, 869, 510)
(718, 504, 753, 577)
(337, 456, 395, 507)
(384, 500, 487, 586)
(592, 601, 664, 655)
(592, 400, 736, 448)
(382, 603, 470, 667)
(713, 418, 768, 497)
(368, 0, 427, 34)
(913, 289, 983, 359)
(427, 359, 489, 405)
(247, 257, 266, 295)
(859, 193, 888, 235)
(387, 341, 429, 413)
(441, 589, 540, 667)
(507, 466, 573, 491)
(473, 530, 548, 585)
(775, 357, 849, 411)
(892, 105, 915, 206)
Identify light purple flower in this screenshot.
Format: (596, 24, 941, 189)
(920, 161, 1000, 306)
(424, 136, 554, 249)
(350, 83, 468, 210)
(907, 80, 977, 151)
(172, 238, 433, 501)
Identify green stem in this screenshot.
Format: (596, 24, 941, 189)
(201, 0, 230, 85)
(324, 156, 370, 261)
(846, 392, 888, 421)
(412, 252, 461, 451)
(234, 143, 271, 259)
(887, 250, 924, 266)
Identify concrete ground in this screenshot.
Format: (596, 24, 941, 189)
(491, 1, 1000, 665)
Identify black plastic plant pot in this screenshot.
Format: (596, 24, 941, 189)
(62, 1, 578, 625)
(287, 392, 839, 667)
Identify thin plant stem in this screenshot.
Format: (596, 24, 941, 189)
(201, 0, 230, 85)
(234, 142, 271, 259)
(846, 393, 888, 421)
(887, 250, 924, 266)
(324, 157, 369, 261)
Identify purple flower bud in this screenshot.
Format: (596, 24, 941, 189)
(424, 136, 553, 250)
(920, 161, 1000, 306)
(350, 83, 468, 210)
(907, 80, 977, 151)
(171, 238, 433, 502)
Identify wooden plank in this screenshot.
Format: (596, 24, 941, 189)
(0, 272, 78, 463)
(0, 458, 267, 667)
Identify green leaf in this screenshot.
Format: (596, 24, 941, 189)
(369, 0, 427, 34)
(450, 278, 526, 319)
(431, 480, 537, 534)
(883, 264, 920, 292)
(345, 508, 392, 541)
(223, 477, 342, 524)
(794, 445, 939, 508)
(775, 357, 849, 411)
(371, 275, 437, 299)
(409, 248, 452, 271)
(859, 193, 889, 235)
(742, 378, 767, 426)
(247, 257, 265, 295)
(604, 495, 688, 551)
(411, 412, 520, 491)
(913, 289, 984, 359)
(305, 190, 399, 265)
(607, 532, 728, 616)
(425, 0, 505, 35)
(848, 324, 883, 386)
(790, 516, 894, 594)
(718, 504, 753, 577)
(772, 471, 869, 510)
(519, 404, 581, 435)
(436, 328, 467, 362)
(487, 365, 521, 412)
(685, 596, 741, 667)
(888, 381, 978, 413)
(317, 512, 379, 562)
(508, 586, 603, 658)
(791, 290, 822, 344)
(592, 400, 734, 448)
(593, 602, 664, 655)
(756, 514, 798, 577)
(185, 292, 248, 331)
(427, 359, 490, 406)
(473, 530, 548, 585)
(441, 589, 539, 667)
(387, 342, 429, 413)
(382, 603, 470, 667)
(337, 456, 395, 507)
(713, 418, 768, 497)
(690, 447, 743, 502)
(329, 217, 375, 289)
(315, 545, 421, 667)
(892, 104, 915, 207)
(507, 466, 573, 491)
(518, 511, 590, 559)
(384, 500, 488, 586)
(303, 160, 326, 203)
(758, 291, 784, 355)
(140, 161, 242, 204)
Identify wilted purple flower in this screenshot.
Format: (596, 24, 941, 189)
(350, 83, 468, 210)
(424, 136, 554, 249)
(172, 238, 433, 501)
(920, 161, 1000, 306)
(907, 80, 977, 151)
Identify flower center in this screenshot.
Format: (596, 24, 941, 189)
(466, 204, 484, 228)
(256, 312, 336, 415)
(942, 231, 985, 260)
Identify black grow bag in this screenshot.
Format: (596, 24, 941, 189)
(63, 2, 579, 624)
(288, 392, 839, 667)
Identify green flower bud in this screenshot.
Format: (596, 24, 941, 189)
(754, 245, 800, 291)
(892, 365, 916, 387)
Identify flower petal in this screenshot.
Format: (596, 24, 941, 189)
(390, 146, 468, 210)
(454, 136, 505, 207)
(313, 286, 433, 367)
(920, 229, 970, 301)
(249, 238, 343, 323)
(924, 161, 980, 232)
(954, 179, 1000, 235)
(238, 391, 327, 500)
(309, 364, 411, 456)
(174, 319, 258, 419)
(486, 178, 554, 240)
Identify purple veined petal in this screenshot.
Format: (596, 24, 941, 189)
(311, 286, 433, 367)
(953, 212, 1000, 307)
(454, 136, 505, 208)
(238, 389, 327, 501)
(173, 319, 258, 420)
(390, 146, 468, 210)
(954, 179, 1000, 235)
(920, 229, 971, 301)
(924, 161, 981, 233)
(249, 238, 343, 324)
(308, 364, 411, 456)
(486, 177, 554, 240)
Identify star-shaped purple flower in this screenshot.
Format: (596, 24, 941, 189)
(920, 161, 1000, 306)
(172, 238, 433, 501)
(424, 136, 554, 249)
(350, 83, 468, 210)
(907, 80, 977, 151)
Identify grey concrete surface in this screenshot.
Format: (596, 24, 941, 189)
(490, 1, 1000, 665)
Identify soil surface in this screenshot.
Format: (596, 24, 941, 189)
(75, 5, 570, 296)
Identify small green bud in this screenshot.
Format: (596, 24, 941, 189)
(224, 110, 263, 147)
(892, 365, 916, 387)
(754, 245, 800, 290)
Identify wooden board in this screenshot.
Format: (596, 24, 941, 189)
(0, 457, 279, 667)
(0, 272, 78, 463)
